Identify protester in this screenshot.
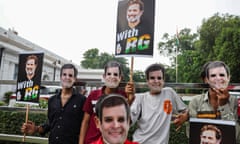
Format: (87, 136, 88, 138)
(188, 60, 240, 143)
(79, 61, 134, 144)
(21, 63, 86, 144)
(129, 63, 188, 144)
(92, 94, 138, 144)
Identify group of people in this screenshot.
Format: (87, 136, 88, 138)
(21, 60, 240, 144)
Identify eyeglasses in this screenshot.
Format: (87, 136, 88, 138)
(149, 76, 162, 80)
(62, 73, 73, 77)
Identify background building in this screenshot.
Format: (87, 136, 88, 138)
(0, 27, 103, 100)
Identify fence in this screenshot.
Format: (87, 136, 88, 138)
(0, 80, 239, 143)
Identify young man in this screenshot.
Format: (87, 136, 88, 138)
(79, 61, 134, 144)
(188, 61, 240, 143)
(129, 63, 188, 144)
(92, 94, 138, 144)
(25, 54, 38, 80)
(200, 125, 222, 144)
(21, 63, 86, 144)
(126, 0, 144, 29)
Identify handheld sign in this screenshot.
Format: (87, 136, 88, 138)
(115, 0, 155, 57)
(16, 52, 44, 105)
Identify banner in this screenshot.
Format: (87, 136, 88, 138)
(189, 118, 236, 144)
(16, 52, 44, 105)
(115, 0, 155, 56)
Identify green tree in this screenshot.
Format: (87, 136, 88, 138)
(81, 48, 101, 69)
(158, 13, 240, 83)
(198, 13, 240, 82)
(158, 28, 199, 82)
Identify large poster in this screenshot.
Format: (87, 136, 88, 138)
(16, 52, 44, 105)
(115, 0, 155, 56)
(189, 118, 236, 144)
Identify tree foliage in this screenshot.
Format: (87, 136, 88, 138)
(158, 13, 240, 83)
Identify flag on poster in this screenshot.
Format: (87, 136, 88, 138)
(115, 0, 155, 56)
(189, 118, 236, 144)
(16, 52, 44, 105)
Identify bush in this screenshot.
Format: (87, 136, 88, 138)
(0, 107, 47, 136)
(3, 91, 13, 104)
(127, 122, 188, 144)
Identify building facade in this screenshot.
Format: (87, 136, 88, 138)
(0, 27, 103, 100)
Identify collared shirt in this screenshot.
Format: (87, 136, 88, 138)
(91, 137, 139, 144)
(189, 91, 238, 121)
(188, 91, 240, 144)
(83, 86, 127, 144)
(41, 89, 86, 144)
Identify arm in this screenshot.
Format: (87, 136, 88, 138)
(21, 120, 44, 135)
(79, 112, 90, 144)
(213, 88, 237, 120)
(125, 81, 135, 105)
(173, 110, 189, 130)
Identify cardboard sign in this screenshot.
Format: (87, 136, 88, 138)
(16, 52, 44, 105)
(115, 0, 155, 57)
(189, 118, 236, 144)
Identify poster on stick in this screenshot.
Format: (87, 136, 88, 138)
(16, 52, 44, 105)
(115, 0, 155, 57)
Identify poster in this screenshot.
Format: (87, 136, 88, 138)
(189, 118, 236, 144)
(16, 52, 44, 105)
(115, 0, 155, 56)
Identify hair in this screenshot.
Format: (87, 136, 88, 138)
(127, 0, 144, 11)
(200, 124, 222, 140)
(103, 61, 123, 76)
(60, 63, 78, 78)
(26, 55, 38, 66)
(145, 63, 165, 80)
(205, 61, 230, 79)
(200, 61, 212, 82)
(95, 94, 130, 123)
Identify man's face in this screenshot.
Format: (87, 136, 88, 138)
(97, 105, 129, 144)
(147, 70, 164, 95)
(60, 68, 76, 88)
(200, 130, 220, 144)
(103, 67, 121, 88)
(25, 59, 37, 77)
(126, 3, 143, 23)
(207, 66, 230, 89)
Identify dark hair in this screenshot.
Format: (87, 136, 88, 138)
(200, 61, 212, 82)
(205, 61, 230, 79)
(104, 61, 123, 77)
(60, 63, 78, 78)
(95, 94, 130, 122)
(26, 55, 38, 66)
(128, 0, 144, 11)
(145, 63, 165, 80)
(201, 124, 222, 140)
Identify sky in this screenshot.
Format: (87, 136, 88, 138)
(0, 0, 240, 71)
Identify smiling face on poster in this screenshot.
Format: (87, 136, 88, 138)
(189, 118, 236, 144)
(16, 52, 44, 105)
(116, 0, 155, 57)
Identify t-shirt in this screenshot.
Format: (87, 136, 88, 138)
(83, 86, 127, 144)
(131, 87, 187, 144)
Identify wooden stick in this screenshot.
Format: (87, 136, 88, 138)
(22, 104, 29, 142)
(130, 56, 134, 82)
